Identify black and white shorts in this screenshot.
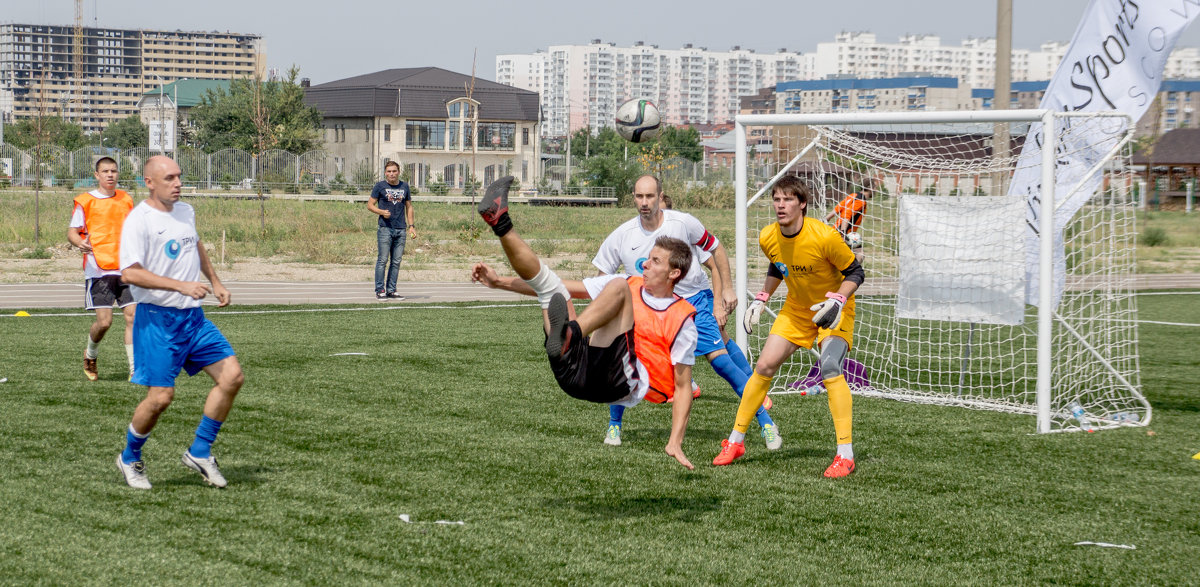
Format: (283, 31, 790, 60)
(85, 275, 135, 310)
(548, 323, 640, 404)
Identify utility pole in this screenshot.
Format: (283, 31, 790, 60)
(994, 0, 1013, 195)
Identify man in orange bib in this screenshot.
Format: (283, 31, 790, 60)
(471, 176, 700, 469)
(68, 157, 136, 381)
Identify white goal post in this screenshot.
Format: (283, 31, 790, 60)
(733, 110, 1151, 433)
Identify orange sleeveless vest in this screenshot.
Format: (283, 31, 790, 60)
(74, 190, 134, 271)
(627, 276, 697, 403)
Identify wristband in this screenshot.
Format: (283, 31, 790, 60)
(825, 292, 847, 304)
(754, 291, 770, 302)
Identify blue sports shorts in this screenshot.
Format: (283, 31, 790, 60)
(686, 289, 725, 356)
(132, 303, 235, 387)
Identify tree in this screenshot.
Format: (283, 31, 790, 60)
(654, 125, 703, 163)
(580, 154, 642, 204)
(102, 115, 149, 149)
(5, 116, 86, 151)
(190, 65, 322, 154)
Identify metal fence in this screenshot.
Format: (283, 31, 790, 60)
(0, 145, 386, 192)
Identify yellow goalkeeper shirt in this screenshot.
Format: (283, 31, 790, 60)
(759, 217, 857, 313)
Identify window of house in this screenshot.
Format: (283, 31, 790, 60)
(522, 127, 529, 146)
(384, 124, 391, 142)
(477, 122, 516, 150)
(405, 120, 446, 149)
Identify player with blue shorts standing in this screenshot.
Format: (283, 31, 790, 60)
(114, 155, 245, 490)
(592, 175, 778, 449)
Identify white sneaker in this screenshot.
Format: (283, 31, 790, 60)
(761, 423, 783, 450)
(181, 451, 228, 488)
(604, 423, 622, 446)
(116, 454, 151, 489)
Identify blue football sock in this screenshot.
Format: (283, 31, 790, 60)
(711, 353, 773, 427)
(609, 405, 625, 427)
(725, 340, 754, 376)
(121, 424, 149, 464)
(188, 415, 223, 459)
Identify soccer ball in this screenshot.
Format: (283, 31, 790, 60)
(845, 232, 863, 249)
(615, 99, 662, 143)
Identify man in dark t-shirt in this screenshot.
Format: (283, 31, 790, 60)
(366, 161, 416, 300)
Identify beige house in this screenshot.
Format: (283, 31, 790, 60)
(303, 67, 541, 189)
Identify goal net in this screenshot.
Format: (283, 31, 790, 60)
(733, 110, 1150, 433)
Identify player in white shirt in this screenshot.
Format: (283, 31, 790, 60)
(592, 175, 778, 449)
(113, 156, 245, 490)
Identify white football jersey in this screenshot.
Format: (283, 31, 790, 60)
(592, 210, 719, 299)
(119, 201, 204, 309)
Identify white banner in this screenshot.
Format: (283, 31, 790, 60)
(896, 195, 1027, 326)
(1011, 0, 1200, 305)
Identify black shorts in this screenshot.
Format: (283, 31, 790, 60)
(548, 322, 639, 404)
(85, 275, 135, 310)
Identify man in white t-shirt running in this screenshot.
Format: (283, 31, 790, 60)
(592, 175, 778, 450)
(113, 155, 245, 490)
(67, 157, 136, 381)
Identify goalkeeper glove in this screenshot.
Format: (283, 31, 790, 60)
(810, 292, 847, 329)
(743, 291, 770, 334)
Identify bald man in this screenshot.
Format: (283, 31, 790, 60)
(114, 155, 245, 490)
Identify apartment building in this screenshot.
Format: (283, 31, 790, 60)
(0, 23, 265, 134)
(970, 79, 1200, 136)
(777, 76, 975, 114)
(812, 32, 1200, 88)
(497, 40, 808, 137)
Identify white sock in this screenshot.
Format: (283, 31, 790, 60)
(125, 344, 135, 371)
(728, 430, 746, 444)
(523, 263, 570, 309)
(837, 442, 854, 461)
(85, 335, 99, 359)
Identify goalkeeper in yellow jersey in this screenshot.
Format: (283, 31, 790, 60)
(713, 175, 865, 478)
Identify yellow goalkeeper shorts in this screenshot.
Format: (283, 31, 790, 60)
(768, 299, 854, 350)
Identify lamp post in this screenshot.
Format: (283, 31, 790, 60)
(155, 75, 165, 155)
(98, 101, 115, 152)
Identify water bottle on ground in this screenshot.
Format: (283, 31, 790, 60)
(800, 384, 824, 396)
(1112, 412, 1141, 424)
(1067, 400, 1095, 432)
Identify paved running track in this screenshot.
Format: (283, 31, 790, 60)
(2, 274, 1198, 310)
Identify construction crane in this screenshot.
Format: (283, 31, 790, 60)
(71, 0, 84, 124)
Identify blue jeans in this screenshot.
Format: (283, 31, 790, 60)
(375, 227, 407, 294)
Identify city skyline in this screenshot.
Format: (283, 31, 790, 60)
(7, 0, 1200, 84)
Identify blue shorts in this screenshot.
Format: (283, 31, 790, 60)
(132, 304, 235, 388)
(686, 289, 726, 356)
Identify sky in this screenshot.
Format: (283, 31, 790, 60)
(7, 0, 1200, 84)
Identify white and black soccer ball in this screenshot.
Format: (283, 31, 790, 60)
(615, 99, 662, 143)
(845, 232, 863, 249)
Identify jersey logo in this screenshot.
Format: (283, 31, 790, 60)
(165, 240, 181, 260)
(635, 257, 647, 274)
(773, 261, 788, 277)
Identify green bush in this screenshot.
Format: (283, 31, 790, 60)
(1140, 226, 1169, 247)
(313, 182, 330, 195)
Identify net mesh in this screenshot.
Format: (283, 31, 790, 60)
(740, 114, 1148, 432)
